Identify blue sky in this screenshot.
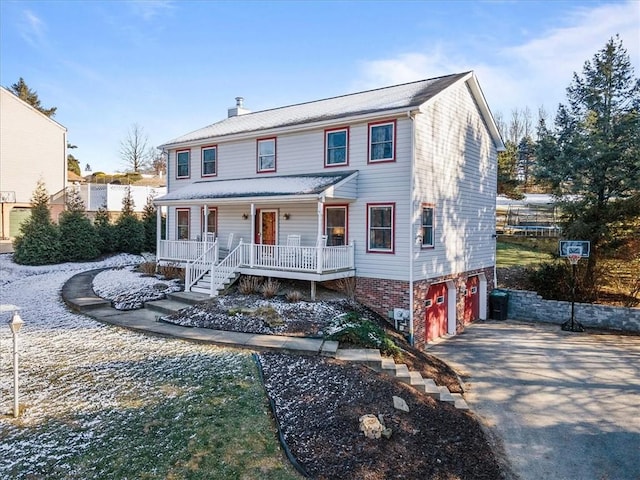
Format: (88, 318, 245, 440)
(1, 0, 638, 173)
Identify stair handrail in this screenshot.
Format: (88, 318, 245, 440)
(208, 241, 243, 295)
(185, 240, 218, 292)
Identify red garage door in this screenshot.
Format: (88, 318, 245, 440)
(463, 276, 480, 324)
(425, 283, 448, 342)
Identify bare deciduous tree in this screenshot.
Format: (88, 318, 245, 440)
(120, 124, 152, 173)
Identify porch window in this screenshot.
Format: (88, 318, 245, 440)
(325, 128, 348, 166)
(177, 150, 190, 178)
(257, 138, 276, 173)
(325, 205, 347, 246)
(367, 203, 394, 252)
(202, 146, 217, 177)
(421, 205, 434, 248)
(368, 120, 395, 163)
(177, 208, 190, 240)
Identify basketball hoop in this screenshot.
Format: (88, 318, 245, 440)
(567, 253, 582, 265)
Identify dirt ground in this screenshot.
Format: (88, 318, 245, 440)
(162, 280, 505, 479)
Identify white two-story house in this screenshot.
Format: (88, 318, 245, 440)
(154, 72, 504, 349)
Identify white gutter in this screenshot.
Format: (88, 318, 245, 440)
(408, 109, 419, 346)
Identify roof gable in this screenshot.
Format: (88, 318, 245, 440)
(162, 72, 471, 147)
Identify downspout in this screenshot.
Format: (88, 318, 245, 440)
(408, 109, 417, 346)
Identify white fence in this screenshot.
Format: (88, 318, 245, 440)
(77, 184, 166, 212)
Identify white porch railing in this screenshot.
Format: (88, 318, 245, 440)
(207, 244, 244, 295)
(185, 241, 218, 292)
(159, 239, 355, 274)
(158, 240, 215, 264)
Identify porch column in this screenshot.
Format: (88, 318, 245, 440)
(316, 199, 324, 273)
(156, 207, 162, 253)
(203, 205, 209, 240)
(250, 203, 256, 267)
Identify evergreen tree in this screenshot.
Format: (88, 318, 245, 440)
(58, 187, 99, 261)
(94, 204, 115, 254)
(497, 141, 523, 199)
(115, 186, 145, 254)
(141, 194, 157, 252)
(8, 78, 57, 117)
(12, 180, 61, 265)
(536, 35, 640, 294)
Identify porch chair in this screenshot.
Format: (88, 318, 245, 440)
(219, 233, 234, 258)
(284, 234, 301, 266)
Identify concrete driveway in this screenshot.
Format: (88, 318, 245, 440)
(427, 320, 640, 480)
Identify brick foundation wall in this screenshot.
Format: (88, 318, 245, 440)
(507, 289, 640, 333)
(354, 277, 410, 321)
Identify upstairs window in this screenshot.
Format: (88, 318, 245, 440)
(257, 138, 276, 173)
(202, 146, 217, 177)
(368, 120, 396, 163)
(367, 203, 394, 253)
(421, 205, 435, 248)
(176, 150, 190, 178)
(325, 128, 348, 166)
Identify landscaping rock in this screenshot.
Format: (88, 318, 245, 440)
(393, 395, 409, 412)
(359, 414, 383, 439)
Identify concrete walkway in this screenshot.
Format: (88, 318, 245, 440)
(427, 320, 640, 480)
(62, 269, 339, 356)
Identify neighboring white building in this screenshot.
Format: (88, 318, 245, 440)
(0, 86, 67, 241)
(154, 72, 504, 349)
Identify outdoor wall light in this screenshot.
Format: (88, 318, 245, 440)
(242, 213, 249, 220)
(283, 213, 291, 220)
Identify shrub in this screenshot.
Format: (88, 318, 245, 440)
(285, 290, 303, 302)
(158, 263, 184, 281)
(335, 277, 357, 305)
(139, 261, 157, 275)
(12, 180, 61, 265)
(115, 187, 145, 254)
(327, 312, 401, 357)
(141, 194, 157, 252)
(58, 188, 99, 262)
(527, 261, 596, 303)
(94, 205, 116, 254)
(238, 276, 263, 294)
(261, 279, 280, 298)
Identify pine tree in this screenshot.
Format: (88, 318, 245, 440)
(141, 194, 157, 252)
(58, 187, 99, 261)
(12, 180, 61, 265)
(8, 78, 57, 117)
(536, 35, 640, 294)
(115, 186, 145, 254)
(94, 205, 115, 254)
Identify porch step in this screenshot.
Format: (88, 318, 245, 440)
(167, 291, 210, 305)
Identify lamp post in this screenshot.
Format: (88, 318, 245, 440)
(8, 311, 24, 418)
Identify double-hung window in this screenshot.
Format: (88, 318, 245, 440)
(325, 205, 347, 246)
(176, 150, 190, 178)
(367, 203, 394, 252)
(368, 120, 396, 163)
(257, 138, 276, 173)
(421, 205, 435, 248)
(325, 128, 348, 167)
(177, 209, 190, 240)
(202, 146, 217, 177)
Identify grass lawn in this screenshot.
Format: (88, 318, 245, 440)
(1, 353, 301, 480)
(496, 238, 555, 267)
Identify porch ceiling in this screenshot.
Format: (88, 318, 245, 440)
(154, 170, 358, 206)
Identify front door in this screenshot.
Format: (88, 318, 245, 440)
(256, 210, 277, 245)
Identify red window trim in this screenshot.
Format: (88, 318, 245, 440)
(366, 202, 395, 254)
(201, 145, 218, 178)
(200, 206, 218, 236)
(256, 137, 277, 173)
(420, 202, 436, 250)
(323, 204, 349, 245)
(324, 127, 349, 168)
(176, 208, 190, 240)
(176, 149, 191, 179)
(367, 119, 397, 164)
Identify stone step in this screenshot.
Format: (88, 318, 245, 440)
(380, 357, 396, 372)
(335, 349, 382, 367)
(438, 385, 455, 404)
(394, 364, 412, 383)
(407, 371, 426, 387)
(145, 298, 191, 315)
(422, 378, 442, 399)
(167, 291, 210, 305)
(451, 393, 470, 411)
(191, 286, 215, 295)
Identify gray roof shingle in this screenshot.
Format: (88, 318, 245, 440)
(162, 72, 470, 147)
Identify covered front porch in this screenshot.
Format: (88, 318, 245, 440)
(154, 171, 358, 298)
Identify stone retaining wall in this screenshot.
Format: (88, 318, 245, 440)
(505, 289, 640, 333)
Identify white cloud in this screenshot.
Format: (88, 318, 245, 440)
(355, 1, 640, 117)
(19, 9, 47, 49)
(128, 0, 175, 21)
